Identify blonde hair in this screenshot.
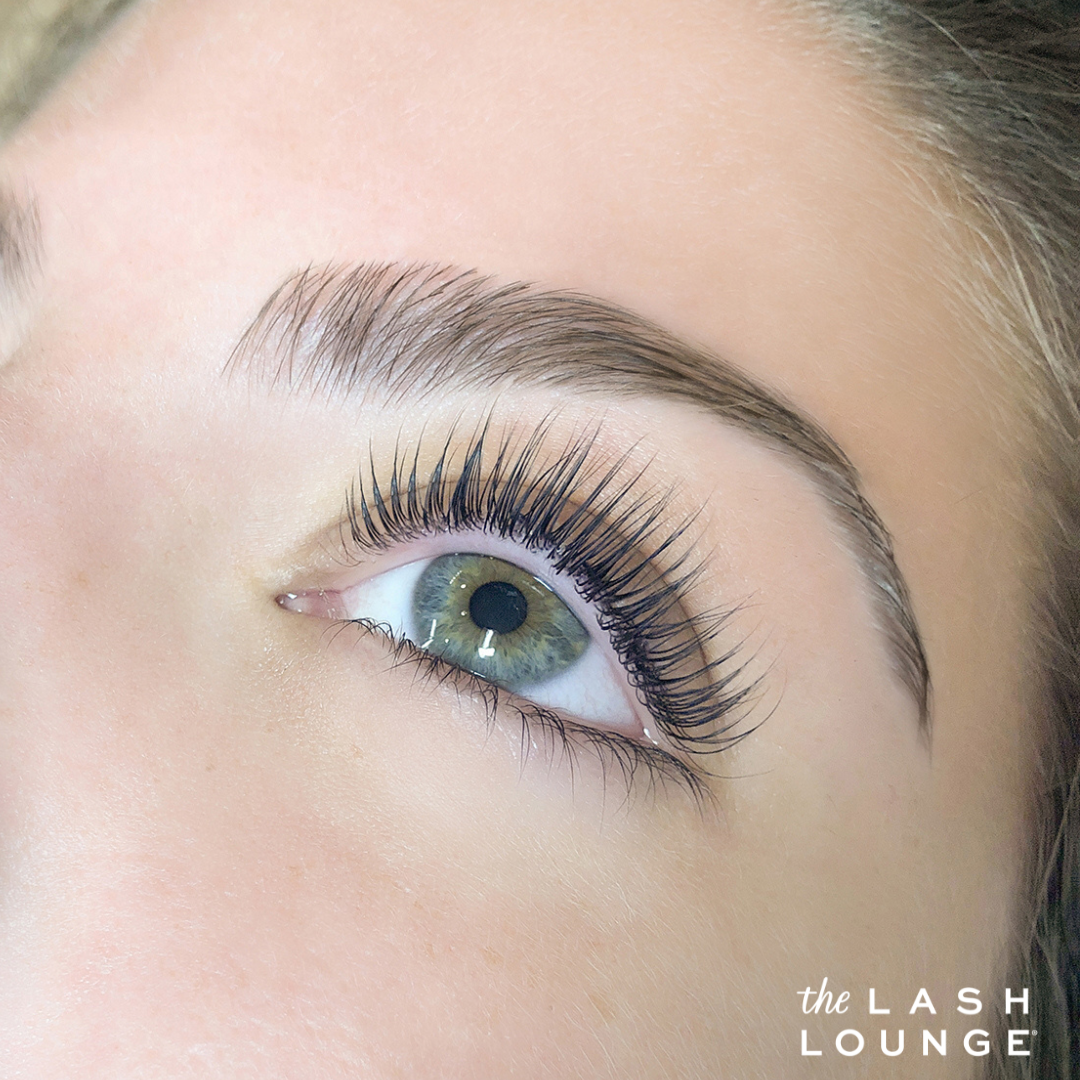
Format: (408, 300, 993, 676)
(0, 0, 136, 139)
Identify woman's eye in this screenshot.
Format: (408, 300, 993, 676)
(278, 425, 757, 799)
(292, 551, 647, 739)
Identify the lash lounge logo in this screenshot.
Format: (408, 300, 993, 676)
(798, 978, 1034, 1059)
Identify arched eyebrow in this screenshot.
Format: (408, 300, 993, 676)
(228, 261, 931, 732)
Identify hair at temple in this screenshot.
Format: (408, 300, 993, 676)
(0, 189, 40, 365)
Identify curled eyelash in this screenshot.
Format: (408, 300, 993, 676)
(342, 417, 763, 797)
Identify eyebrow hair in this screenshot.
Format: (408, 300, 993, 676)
(229, 262, 931, 731)
(0, 186, 41, 362)
(0, 187, 39, 291)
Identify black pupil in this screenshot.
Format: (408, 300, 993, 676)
(468, 580, 529, 635)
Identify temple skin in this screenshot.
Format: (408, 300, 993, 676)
(0, 0, 1035, 1076)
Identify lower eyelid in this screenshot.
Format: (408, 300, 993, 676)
(340, 619, 709, 803)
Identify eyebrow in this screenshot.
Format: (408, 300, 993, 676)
(0, 187, 41, 361)
(229, 262, 931, 731)
(0, 188, 39, 291)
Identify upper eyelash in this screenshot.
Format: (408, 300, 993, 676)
(341, 416, 762, 789)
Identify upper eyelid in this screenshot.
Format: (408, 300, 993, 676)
(342, 419, 695, 595)
(281, 427, 701, 664)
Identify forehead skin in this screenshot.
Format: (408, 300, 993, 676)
(0, 0, 1034, 1076)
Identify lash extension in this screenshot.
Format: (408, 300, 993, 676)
(343, 418, 764, 798)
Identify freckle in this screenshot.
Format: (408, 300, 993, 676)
(481, 947, 503, 968)
(588, 991, 616, 1024)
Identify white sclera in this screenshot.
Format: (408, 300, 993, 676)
(337, 556, 644, 738)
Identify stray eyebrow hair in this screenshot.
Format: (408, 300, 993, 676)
(0, 187, 39, 298)
(0, 186, 40, 364)
(228, 262, 931, 731)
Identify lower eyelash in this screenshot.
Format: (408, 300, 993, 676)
(342, 415, 763, 796)
(345, 617, 711, 806)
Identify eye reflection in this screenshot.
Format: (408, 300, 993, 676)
(412, 553, 589, 690)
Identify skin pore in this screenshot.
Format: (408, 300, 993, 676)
(0, 0, 1038, 1076)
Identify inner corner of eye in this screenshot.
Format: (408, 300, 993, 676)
(300, 550, 646, 739)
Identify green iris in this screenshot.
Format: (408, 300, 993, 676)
(411, 553, 589, 690)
